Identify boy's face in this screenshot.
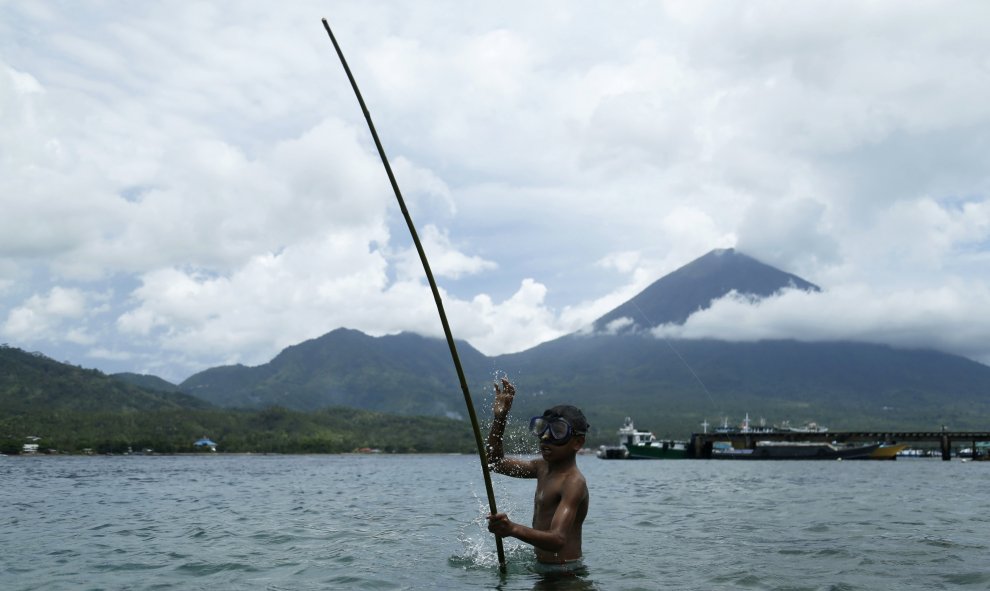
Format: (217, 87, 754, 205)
(530, 413, 587, 460)
(539, 434, 584, 461)
(536, 425, 585, 460)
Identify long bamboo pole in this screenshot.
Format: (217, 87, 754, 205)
(320, 18, 506, 570)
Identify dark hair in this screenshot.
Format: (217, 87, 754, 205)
(542, 405, 589, 435)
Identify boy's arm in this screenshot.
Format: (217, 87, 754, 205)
(486, 378, 538, 478)
(488, 473, 586, 552)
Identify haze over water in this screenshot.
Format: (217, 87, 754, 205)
(2, 454, 988, 590)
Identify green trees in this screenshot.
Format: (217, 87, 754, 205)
(0, 437, 22, 455)
(0, 406, 476, 454)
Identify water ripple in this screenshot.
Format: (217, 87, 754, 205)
(1, 455, 987, 590)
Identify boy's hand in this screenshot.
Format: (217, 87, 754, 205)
(492, 378, 515, 418)
(486, 512, 514, 537)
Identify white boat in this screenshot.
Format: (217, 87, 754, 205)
(774, 420, 829, 433)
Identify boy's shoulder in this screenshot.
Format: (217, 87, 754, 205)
(542, 462, 586, 484)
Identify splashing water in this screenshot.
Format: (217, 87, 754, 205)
(484, 369, 538, 459)
(450, 488, 529, 571)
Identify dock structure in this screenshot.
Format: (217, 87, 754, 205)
(687, 430, 990, 460)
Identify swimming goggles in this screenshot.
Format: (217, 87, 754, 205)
(529, 416, 581, 444)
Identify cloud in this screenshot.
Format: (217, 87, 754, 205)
(114, 232, 393, 365)
(395, 225, 498, 281)
(737, 198, 840, 273)
(3, 287, 94, 343)
(653, 283, 990, 365)
(1, 1, 989, 381)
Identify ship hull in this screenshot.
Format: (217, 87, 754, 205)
(712, 442, 880, 460)
(625, 443, 689, 459)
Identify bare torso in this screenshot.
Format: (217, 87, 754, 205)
(532, 462, 588, 563)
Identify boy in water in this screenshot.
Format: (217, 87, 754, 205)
(485, 378, 589, 568)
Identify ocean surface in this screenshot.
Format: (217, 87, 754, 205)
(2, 453, 988, 590)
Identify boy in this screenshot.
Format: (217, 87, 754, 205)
(485, 378, 589, 567)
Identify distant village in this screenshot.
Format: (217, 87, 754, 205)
(3, 435, 218, 456)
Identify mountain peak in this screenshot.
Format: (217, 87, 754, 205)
(592, 249, 820, 332)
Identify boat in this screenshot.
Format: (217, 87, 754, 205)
(707, 415, 829, 435)
(774, 420, 829, 433)
(627, 437, 689, 459)
(597, 416, 632, 459)
(596, 445, 628, 459)
(713, 413, 776, 435)
(597, 417, 630, 459)
(622, 417, 688, 459)
(865, 443, 908, 460)
(712, 440, 880, 460)
(597, 417, 688, 459)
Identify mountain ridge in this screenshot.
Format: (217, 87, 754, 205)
(180, 328, 490, 418)
(165, 249, 990, 436)
(1, 345, 212, 413)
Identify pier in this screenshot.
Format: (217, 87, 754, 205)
(687, 430, 990, 460)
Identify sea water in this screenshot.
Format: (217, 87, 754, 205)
(2, 454, 988, 590)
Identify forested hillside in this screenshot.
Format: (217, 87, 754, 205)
(0, 345, 481, 454)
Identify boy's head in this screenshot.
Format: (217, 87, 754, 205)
(541, 405, 589, 436)
(530, 405, 589, 453)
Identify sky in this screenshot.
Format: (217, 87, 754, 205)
(2, 1, 989, 383)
